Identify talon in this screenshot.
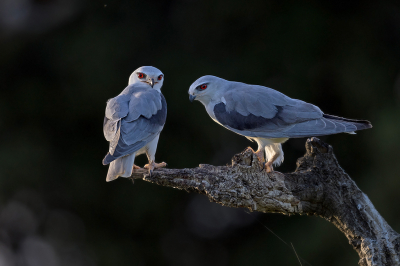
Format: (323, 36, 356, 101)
(260, 162, 266, 172)
(144, 163, 154, 175)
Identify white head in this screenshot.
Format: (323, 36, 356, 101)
(188, 75, 229, 105)
(128, 66, 164, 91)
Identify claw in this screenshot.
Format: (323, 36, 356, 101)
(260, 162, 266, 172)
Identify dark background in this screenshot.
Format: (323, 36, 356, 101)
(1, 0, 400, 265)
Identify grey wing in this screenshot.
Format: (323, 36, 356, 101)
(214, 85, 370, 138)
(105, 94, 131, 120)
(103, 117, 121, 154)
(102, 91, 167, 165)
(223, 84, 290, 118)
(103, 93, 131, 156)
(103, 83, 162, 142)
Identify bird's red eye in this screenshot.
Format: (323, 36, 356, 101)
(137, 73, 145, 79)
(158, 75, 163, 81)
(200, 84, 207, 90)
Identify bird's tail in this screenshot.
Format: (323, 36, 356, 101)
(322, 114, 372, 132)
(106, 153, 136, 182)
(284, 114, 372, 138)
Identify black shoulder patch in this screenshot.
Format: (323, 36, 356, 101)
(214, 102, 279, 131)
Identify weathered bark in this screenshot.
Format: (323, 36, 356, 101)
(130, 137, 400, 266)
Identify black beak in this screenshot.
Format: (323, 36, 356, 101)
(149, 78, 155, 88)
(189, 95, 196, 102)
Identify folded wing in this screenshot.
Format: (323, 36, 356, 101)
(214, 85, 371, 138)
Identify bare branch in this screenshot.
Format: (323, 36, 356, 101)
(130, 137, 400, 266)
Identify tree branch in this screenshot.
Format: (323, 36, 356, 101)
(130, 137, 400, 266)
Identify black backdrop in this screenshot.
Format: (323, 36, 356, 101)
(0, 0, 399, 265)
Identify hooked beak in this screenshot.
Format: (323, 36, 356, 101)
(148, 78, 155, 88)
(189, 94, 196, 102)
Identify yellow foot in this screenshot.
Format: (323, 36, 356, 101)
(265, 161, 274, 173)
(254, 149, 265, 171)
(132, 164, 141, 170)
(144, 161, 167, 172)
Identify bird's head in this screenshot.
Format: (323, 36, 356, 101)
(188, 75, 228, 105)
(129, 66, 164, 91)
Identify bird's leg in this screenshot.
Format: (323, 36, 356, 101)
(143, 136, 166, 174)
(144, 161, 167, 173)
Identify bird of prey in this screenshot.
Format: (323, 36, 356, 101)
(103, 66, 167, 182)
(188, 75, 372, 172)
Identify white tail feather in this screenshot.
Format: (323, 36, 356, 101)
(106, 153, 136, 182)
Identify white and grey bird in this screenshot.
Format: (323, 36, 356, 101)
(188, 75, 372, 172)
(103, 66, 167, 182)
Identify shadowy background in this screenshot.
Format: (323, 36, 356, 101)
(1, 0, 400, 265)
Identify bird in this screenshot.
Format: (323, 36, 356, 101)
(188, 75, 372, 172)
(103, 66, 167, 182)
